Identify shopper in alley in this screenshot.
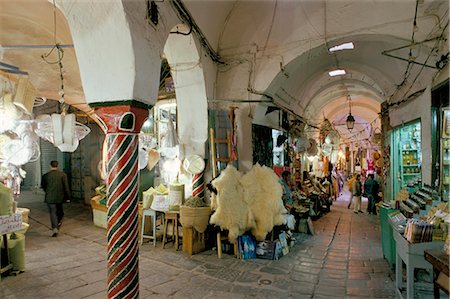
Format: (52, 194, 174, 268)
(280, 170, 294, 211)
(41, 160, 71, 237)
(364, 173, 380, 215)
(352, 173, 363, 214)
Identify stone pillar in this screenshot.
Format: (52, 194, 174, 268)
(93, 101, 149, 299)
(192, 171, 205, 201)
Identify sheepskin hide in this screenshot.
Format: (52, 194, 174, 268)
(241, 164, 286, 241)
(209, 165, 254, 242)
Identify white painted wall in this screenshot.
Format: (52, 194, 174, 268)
(389, 88, 432, 185)
(164, 30, 213, 158)
(57, 0, 177, 105)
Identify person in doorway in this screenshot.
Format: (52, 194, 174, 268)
(280, 170, 294, 210)
(364, 173, 379, 214)
(41, 161, 71, 237)
(352, 174, 362, 214)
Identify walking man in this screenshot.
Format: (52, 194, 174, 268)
(352, 174, 362, 214)
(41, 161, 71, 237)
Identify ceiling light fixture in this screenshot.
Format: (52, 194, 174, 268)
(346, 95, 355, 131)
(329, 42, 354, 53)
(36, 0, 90, 152)
(328, 69, 346, 77)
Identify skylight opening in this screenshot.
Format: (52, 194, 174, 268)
(328, 69, 346, 77)
(329, 42, 354, 53)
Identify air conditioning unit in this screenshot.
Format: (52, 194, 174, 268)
(13, 77, 36, 114)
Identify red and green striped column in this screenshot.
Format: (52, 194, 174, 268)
(93, 101, 149, 299)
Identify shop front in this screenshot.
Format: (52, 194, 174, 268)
(391, 120, 422, 197)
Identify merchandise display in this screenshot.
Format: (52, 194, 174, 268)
(391, 121, 422, 196)
(210, 164, 287, 242)
(0, 183, 13, 216)
(168, 181, 184, 211)
(441, 109, 450, 200)
(390, 183, 449, 254)
(179, 206, 211, 234)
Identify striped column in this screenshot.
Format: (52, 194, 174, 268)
(192, 171, 205, 201)
(94, 102, 149, 299)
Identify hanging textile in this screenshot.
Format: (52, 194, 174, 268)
(228, 107, 238, 161)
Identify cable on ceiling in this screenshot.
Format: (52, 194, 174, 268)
(170, 0, 224, 64)
(40, 0, 68, 112)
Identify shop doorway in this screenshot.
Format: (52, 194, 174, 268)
(391, 120, 422, 196)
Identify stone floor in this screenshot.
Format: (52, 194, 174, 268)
(1, 190, 399, 298)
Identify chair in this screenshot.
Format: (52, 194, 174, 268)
(141, 209, 162, 247)
(162, 211, 180, 250)
(216, 231, 237, 259)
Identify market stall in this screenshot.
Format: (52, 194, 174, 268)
(379, 184, 449, 298)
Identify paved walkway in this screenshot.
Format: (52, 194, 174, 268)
(1, 190, 397, 298)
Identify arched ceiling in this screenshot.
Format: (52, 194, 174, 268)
(0, 0, 88, 112)
(0, 0, 448, 126)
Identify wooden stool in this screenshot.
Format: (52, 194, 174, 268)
(216, 231, 237, 258)
(140, 209, 162, 247)
(162, 211, 180, 250)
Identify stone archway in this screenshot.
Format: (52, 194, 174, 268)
(164, 26, 209, 158)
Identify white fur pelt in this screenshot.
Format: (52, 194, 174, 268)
(209, 165, 255, 242)
(241, 164, 286, 241)
(209, 164, 286, 242)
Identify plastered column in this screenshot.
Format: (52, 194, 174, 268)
(93, 101, 148, 299)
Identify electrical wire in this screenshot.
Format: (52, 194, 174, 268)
(388, 4, 449, 104)
(170, 0, 224, 64)
(40, 0, 67, 112)
(390, 21, 449, 106)
(262, 0, 278, 51)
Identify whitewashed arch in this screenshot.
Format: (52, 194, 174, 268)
(164, 26, 209, 158)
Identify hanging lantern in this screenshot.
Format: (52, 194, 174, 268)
(346, 113, 355, 131)
(346, 95, 355, 131)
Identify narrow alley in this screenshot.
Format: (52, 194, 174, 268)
(1, 190, 399, 299)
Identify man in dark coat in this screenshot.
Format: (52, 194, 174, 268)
(364, 173, 379, 215)
(42, 160, 71, 237)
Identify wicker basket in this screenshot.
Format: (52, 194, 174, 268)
(179, 206, 211, 233)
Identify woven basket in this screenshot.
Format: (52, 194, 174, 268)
(179, 206, 211, 233)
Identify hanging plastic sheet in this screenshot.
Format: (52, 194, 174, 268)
(35, 113, 90, 152)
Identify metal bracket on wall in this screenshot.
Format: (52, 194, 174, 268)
(381, 37, 441, 69)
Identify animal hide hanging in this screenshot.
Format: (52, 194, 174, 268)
(209, 165, 254, 242)
(209, 164, 286, 243)
(241, 163, 286, 241)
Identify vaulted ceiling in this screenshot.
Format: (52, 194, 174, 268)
(1, 0, 448, 144)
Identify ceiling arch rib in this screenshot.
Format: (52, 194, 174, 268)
(262, 32, 440, 131)
(300, 70, 385, 109)
(164, 24, 209, 154)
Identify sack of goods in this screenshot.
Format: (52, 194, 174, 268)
(0, 183, 13, 216)
(180, 196, 210, 233)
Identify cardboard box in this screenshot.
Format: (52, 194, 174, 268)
(256, 240, 278, 260)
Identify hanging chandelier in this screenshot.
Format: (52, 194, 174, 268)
(35, 0, 90, 152)
(346, 95, 355, 131)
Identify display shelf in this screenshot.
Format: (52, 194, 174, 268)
(392, 120, 422, 196)
(393, 229, 444, 299)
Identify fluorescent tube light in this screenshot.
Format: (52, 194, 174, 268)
(329, 42, 354, 52)
(328, 69, 346, 77)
